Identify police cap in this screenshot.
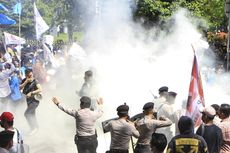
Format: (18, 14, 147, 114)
(143, 102, 154, 110)
(117, 103, 129, 114)
(158, 86, 168, 93)
(168, 91, 177, 97)
(80, 96, 91, 108)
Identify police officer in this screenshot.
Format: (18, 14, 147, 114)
(52, 96, 103, 153)
(134, 102, 172, 153)
(103, 103, 139, 153)
(155, 91, 177, 142)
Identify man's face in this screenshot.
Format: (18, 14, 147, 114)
(26, 72, 34, 81)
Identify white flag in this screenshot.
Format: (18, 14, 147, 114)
(4, 32, 26, 45)
(34, 3, 49, 40)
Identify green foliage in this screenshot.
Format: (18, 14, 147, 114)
(134, 0, 227, 30)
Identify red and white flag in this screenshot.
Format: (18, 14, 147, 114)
(186, 52, 205, 127)
(34, 3, 49, 40)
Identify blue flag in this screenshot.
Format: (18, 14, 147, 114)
(13, 2, 22, 15)
(0, 3, 8, 11)
(0, 13, 16, 25)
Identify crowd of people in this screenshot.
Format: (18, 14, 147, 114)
(0, 41, 230, 153)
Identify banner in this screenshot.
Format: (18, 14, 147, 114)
(4, 32, 25, 45)
(34, 3, 49, 40)
(0, 13, 16, 25)
(186, 53, 205, 127)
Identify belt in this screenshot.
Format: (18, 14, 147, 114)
(109, 149, 128, 153)
(76, 134, 96, 139)
(136, 144, 150, 148)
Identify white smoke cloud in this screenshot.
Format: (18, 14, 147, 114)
(1, 1, 229, 153)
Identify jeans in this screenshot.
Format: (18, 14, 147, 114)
(24, 97, 39, 130)
(75, 134, 98, 153)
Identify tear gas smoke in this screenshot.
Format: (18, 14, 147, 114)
(1, 0, 229, 153)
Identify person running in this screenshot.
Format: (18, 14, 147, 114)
(20, 69, 42, 135)
(52, 96, 103, 153)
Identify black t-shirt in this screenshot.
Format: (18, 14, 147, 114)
(21, 79, 38, 95)
(167, 133, 208, 153)
(196, 124, 223, 153)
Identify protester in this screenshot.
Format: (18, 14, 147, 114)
(20, 69, 42, 135)
(196, 106, 223, 153)
(150, 133, 167, 153)
(103, 103, 139, 153)
(0, 62, 15, 104)
(211, 104, 221, 125)
(218, 103, 230, 153)
(134, 102, 172, 153)
(0, 130, 14, 153)
(167, 116, 208, 153)
(0, 112, 24, 153)
(52, 96, 103, 153)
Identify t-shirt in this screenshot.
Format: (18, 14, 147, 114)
(196, 124, 223, 153)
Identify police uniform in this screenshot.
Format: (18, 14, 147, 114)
(134, 102, 172, 153)
(56, 96, 103, 153)
(104, 104, 139, 153)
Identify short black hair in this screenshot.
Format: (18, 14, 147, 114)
(211, 104, 220, 112)
(80, 96, 91, 108)
(150, 133, 167, 152)
(25, 68, 33, 76)
(220, 104, 230, 116)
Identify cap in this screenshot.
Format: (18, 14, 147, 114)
(117, 103, 129, 114)
(201, 106, 216, 117)
(158, 86, 168, 93)
(0, 130, 14, 143)
(0, 112, 14, 122)
(168, 91, 177, 97)
(143, 102, 154, 110)
(178, 116, 194, 134)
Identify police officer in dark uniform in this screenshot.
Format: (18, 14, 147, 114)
(104, 103, 139, 153)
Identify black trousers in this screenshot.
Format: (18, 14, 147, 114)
(75, 134, 98, 153)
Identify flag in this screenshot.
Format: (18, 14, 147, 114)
(12, 2, 22, 15)
(0, 13, 16, 25)
(34, 3, 49, 40)
(186, 53, 205, 127)
(0, 3, 8, 12)
(4, 32, 25, 45)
